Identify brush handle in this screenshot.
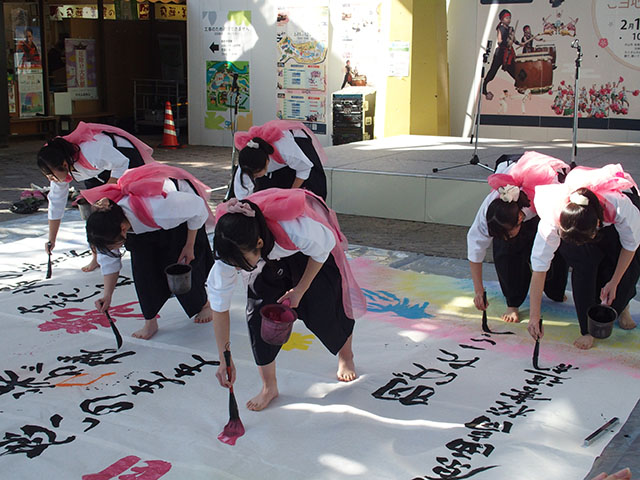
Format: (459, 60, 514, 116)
(46, 242, 52, 279)
(223, 349, 233, 392)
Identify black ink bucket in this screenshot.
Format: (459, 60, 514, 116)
(587, 304, 617, 339)
(165, 263, 192, 295)
(260, 300, 297, 345)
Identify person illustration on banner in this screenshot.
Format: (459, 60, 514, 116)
(521, 88, 532, 114)
(341, 59, 353, 89)
(16, 27, 41, 70)
(498, 89, 511, 114)
(520, 25, 536, 54)
(482, 9, 519, 101)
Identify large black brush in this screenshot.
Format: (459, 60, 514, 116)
(104, 309, 123, 349)
(217, 348, 245, 445)
(481, 291, 514, 335)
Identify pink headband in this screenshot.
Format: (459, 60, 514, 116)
(226, 198, 255, 217)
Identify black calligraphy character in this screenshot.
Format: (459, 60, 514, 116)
(445, 438, 495, 460)
(464, 415, 513, 442)
(82, 417, 101, 432)
(552, 363, 578, 375)
(371, 377, 436, 406)
(486, 400, 534, 419)
(400, 364, 457, 386)
(420, 456, 498, 480)
(130, 372, 186, 395)
(0, 414, 75, 458)
(523, 369, 569, 388)
(436, 350, 480, 370)
(173, 354, 219, 378)
(58, 348, 135, 366)
(0, 369, 54, 399)
(80, 394, 134, 416)
(500, 386, 551, 405)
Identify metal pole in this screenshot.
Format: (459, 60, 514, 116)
(570, 39, 582, 168)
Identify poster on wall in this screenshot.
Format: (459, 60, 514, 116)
(205, 60, 250, 130)
(334, 2, 383, 88)
(201, 8, 256, 130)
(477, 0, 640, 130)
(275, 5, 329, 133)
(18, 73, 45, 117)
(65, 38, 98, 100)
(14, 26, 42, 74)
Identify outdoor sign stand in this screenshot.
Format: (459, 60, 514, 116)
(433, 41, 494, 174)
(224, 74, 240, 201)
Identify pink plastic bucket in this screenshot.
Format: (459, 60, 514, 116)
(260, 300, 297, 345)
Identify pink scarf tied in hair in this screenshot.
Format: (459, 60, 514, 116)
(62, 121, 156, 171)
(534, 164, 638, 225)
(233, 119, 327, 165)
(216, 189, 367, 320)
(487, 151, 570, 213)
(80, 163, 215, 230)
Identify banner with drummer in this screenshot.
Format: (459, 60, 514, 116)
(477, 0, 640, 126)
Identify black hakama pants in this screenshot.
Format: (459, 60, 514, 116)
(125, 222, 214, 320)
(254, 132, 328, 200)
(246, 252, 354, 366)
(493, 217, 569, 308)
(557, 191, 640, 335)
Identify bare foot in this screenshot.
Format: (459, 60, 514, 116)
(194, 301, 213, 324)
(132, 318, 158, 340)
(337, 334, 357, 382)
(338, 355, 357, 382)
(502, 307, 520, 323)
(81, 258, 99, 272)
(574, 334, 595, 350)
(246, 385, 279, 411)
(618, 306, 636, 330)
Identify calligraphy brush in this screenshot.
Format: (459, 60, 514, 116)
(104, 309, 123, 349)
(217, 347, 245, 445)
(480, 290, 514, 335)
(46, 242, 52, 279)
(532, 316, 549, 370)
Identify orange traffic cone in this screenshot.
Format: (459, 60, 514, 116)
(158, 101, 182, 149)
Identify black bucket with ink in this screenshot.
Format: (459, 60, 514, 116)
(165, 263, 192, 295)
(587, 304, 617, 339)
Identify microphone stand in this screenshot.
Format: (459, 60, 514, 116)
(570, 39, 582, 169)
(224, 73, 240, 201)
(433, 41, 494, 173)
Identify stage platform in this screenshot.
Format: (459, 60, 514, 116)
(323, 135, 640, 227)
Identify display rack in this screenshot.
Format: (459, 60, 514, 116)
(133, 79, 187, 135)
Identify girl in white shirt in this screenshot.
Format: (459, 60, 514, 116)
(528, 164, 640, 349)
(81, 164, 214, 341)
(468, 152, 569, 323)
(37, 122, 154, 272)
(229, 119, 327, 200)
(207, 189, 366, 412)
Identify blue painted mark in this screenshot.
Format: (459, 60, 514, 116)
(363, 289, 434, 319)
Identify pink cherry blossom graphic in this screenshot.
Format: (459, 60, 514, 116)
(598, 38, 608, 48)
